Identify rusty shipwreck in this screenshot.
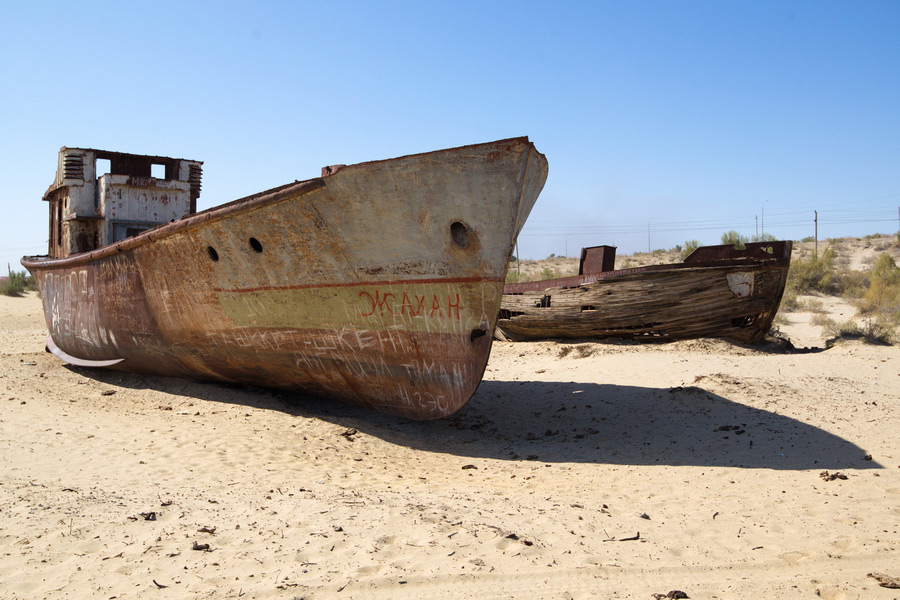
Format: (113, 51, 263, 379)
(22, 138, 548, 419)
(497, 241, 791, 343)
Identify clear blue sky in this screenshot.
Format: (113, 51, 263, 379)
(2, 0, 898, 271)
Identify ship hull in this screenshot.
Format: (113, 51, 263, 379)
(24, 138, 548, 419)
(498, 242, 791, 344)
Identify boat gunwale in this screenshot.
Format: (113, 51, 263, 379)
(22, 178, 327, 270)
(504, 241, 792, 295)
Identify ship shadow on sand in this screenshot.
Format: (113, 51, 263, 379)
(306, 378, 877, 471)
(68, 365, 877, 471)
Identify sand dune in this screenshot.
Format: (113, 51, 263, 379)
(2, 278, 899, 598)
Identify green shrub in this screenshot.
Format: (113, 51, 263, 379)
(787, 246, 838, 294)
(858, 253, 900, 324)
(681, 240, 699, 260)
(801, 298, 827, 313)
(540, 267, 559, 280)
(820, 317, 895, 345)
(506, 270, 520, 283)
(838, 269, 869, 300)
(0, 271, 35, 297)
(721, 230, 747, 249)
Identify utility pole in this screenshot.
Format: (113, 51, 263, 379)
(814, 210, 818, 259)
(647, 217, 652, 253)
(515, 241, 520, 276)
(755, 215, 758, 239)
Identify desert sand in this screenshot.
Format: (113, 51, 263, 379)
(2, 268, 899, 598)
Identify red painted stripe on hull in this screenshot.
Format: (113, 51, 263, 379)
(213, 275, 504, 294)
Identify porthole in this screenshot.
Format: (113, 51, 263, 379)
(450, 221, 472, 249)
(249, 237, 263, 253)
(207, 246, 219, 262)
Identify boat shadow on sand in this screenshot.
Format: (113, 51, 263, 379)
(67, 365, 877, 472)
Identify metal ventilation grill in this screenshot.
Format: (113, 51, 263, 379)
(63, 154, 84, 180)
(189, 164, 203, 200)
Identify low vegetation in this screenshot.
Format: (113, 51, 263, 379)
(720, 230, 747, 249)
(817, 317, 895, 345)
(781, 239, 900, 344)
(680, 240, 699, 260)
(0, 271, 36, 297)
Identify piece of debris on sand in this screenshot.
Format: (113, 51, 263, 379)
(868, 572, 900, 588)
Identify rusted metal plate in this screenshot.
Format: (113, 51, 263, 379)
(579, 245, 617, 275)
(498, 241, 792, 344)
(23, 138, 548, 419)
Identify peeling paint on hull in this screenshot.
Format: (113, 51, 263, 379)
(23, 138, 548, 419)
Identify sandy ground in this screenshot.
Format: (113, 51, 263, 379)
(2, 290, 899, 600)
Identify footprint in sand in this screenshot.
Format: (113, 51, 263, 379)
(830, 537, 857, 551)
(355, 563, 382, 576)
(816, 586, 858, 600)
(779, 551, 812, 563)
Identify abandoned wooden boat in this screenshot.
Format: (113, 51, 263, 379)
(497, 241, 791, 343)
(22, 138, 548, 419)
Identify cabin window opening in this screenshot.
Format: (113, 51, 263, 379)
(581, 305, 597, 311)
(537, 295, 551, 308)
(55, 201, 63, 253)
(96, 158, 111, 178)
(249, 237, 263, 253)
(207, 246, 219, 262)
(151, 163, 165, 179)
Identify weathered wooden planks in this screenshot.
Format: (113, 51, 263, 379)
(498, 242, 792, 344)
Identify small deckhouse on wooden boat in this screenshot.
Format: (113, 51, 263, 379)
(23, 139, 548, 419)
(497, 241, 791, 343)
